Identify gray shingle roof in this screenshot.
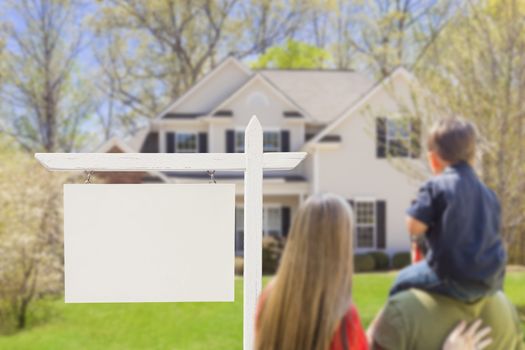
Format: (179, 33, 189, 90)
(260, 70, 374, 124)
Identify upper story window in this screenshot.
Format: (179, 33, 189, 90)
(235, 131, 245, 153)
(355, 200, 376, 249)
(232, 130, 283, 152)
(176, 133, 198, 153)
(386, 119, 411, 157)
(263, 131, 280, 152)
(377, 117, 421, 158)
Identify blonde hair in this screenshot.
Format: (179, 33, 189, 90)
(255, 193, 354, 350)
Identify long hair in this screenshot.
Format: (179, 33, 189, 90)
(255, 193, 354, 350)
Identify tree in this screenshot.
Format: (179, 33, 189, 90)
(0, 0, 95, 152)
(324, 0, 458, 77)
(90, 0, 310, 127)
(405, 0, 525, 263)
(0, 141, 68, 332)
(251, 39, 332, 69)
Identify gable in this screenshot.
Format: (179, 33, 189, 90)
(304, 68, 418, 149)
(162, 57, 252, 117)
(212, 74, 313, 125)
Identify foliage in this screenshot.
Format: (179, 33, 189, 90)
(391, 252, 411, 269)
(0, 0, 95, 152)
(397, 0, 525, 263)
(251, 40, 331, 69)
(262, 235, 285, 275)
(368, 251, 390, 270)
(89, 0, 311, 127)
(353, 253, 376, 272)
(0, 143, 69, 332)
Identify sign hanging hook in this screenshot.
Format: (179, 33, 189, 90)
(207, 170, 216, 184)
(84, 170, 93, 184)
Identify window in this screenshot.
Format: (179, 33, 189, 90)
(235, 130, 281, 152)
(235, 131, 245, 153)
(234, 206, 282, 252)
(175, 133, 198, 153)
(263, 131, 280, 152)
(263, 206, 282, 236)
(386, 119, 411, 157)
(235, 207, 244, 253)
(355, 200, 375, 248)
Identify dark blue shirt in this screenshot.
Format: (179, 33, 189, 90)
(407, 162, 506, 291)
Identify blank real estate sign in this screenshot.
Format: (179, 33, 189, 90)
(63, 184, 235, 303)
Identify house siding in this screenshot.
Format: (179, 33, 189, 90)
(312, 74, 421, 254)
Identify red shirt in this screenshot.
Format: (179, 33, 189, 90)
(256, 286, 368, 350)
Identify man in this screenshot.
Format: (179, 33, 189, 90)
(371, 289, 524, 350)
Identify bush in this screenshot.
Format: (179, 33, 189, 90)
(354, 254, 376, 272)
(235, 257, 244, 276)
(262, 235, 286, 275)
(392, 252, 411, 269)
(368, 251, 390, 270)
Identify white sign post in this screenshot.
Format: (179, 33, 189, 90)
(35, 116, 306, 349)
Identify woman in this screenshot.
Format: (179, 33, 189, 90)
(255, 193, 491, 350)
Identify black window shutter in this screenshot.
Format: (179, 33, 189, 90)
(226, 129, 235, 153)
(140, 132, 159, 153)
(376, 200, 386, 249)
(281, 130, 290, 152)
(167, 132, 176, 153)
(198, 132, 208, 153)
(411, 118, 422, 158)
(281, 206, 291, 237)
(376, 117, 387, 158)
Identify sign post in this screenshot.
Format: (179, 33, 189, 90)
(35, 116, 306, 349)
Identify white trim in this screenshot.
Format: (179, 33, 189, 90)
(154, 57, 252, 120)
(303, 67, 416, 150)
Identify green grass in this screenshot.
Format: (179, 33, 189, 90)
(0, 272, 523, 350)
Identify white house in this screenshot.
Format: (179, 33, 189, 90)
(99, 57, 424, 256)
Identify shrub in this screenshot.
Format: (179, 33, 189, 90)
(392, 252, 411, 269)
(354, 254, 376, 272)
(368, 251, 390, 270)
(262, 235, 286, 275)
(235, 257, 244, 276)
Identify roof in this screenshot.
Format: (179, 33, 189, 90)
(260, 70, 374, 124)
(303, 67, 415, 149)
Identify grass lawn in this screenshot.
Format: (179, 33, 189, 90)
(0, 272, 523, 350)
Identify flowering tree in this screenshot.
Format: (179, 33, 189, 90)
(0, 142, 69, 331)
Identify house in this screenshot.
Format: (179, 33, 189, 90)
(98, 57, 424, 256)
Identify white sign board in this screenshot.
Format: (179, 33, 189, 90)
(63, 184, 235, 303)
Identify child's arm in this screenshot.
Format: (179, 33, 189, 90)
(406, 215, 428, 236)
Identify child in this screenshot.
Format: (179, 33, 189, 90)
(390, 117, 506, 302)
